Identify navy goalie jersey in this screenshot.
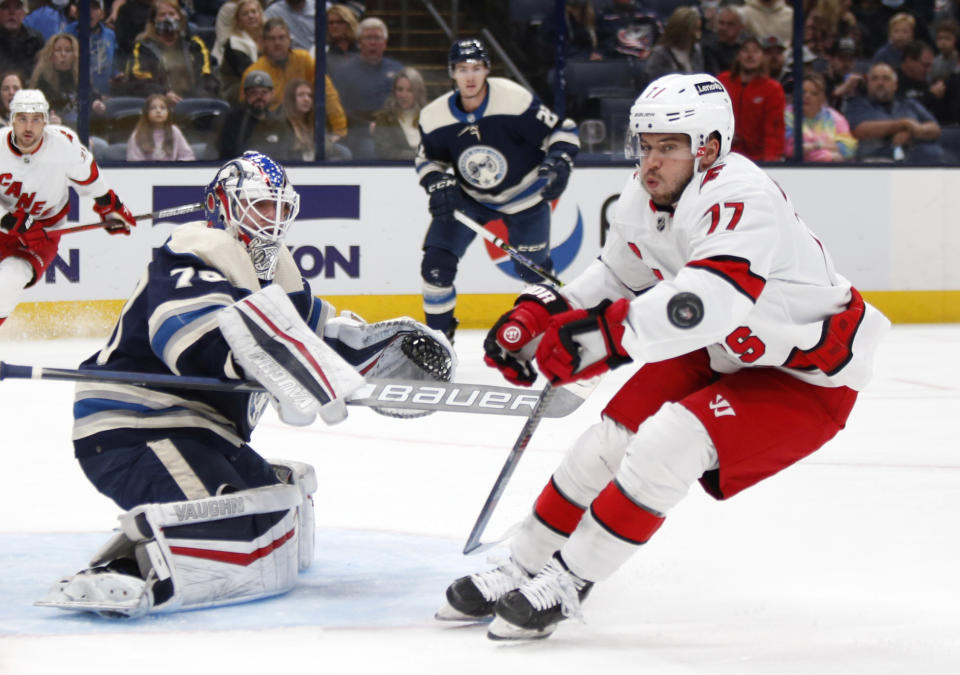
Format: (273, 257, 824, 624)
(71, 222, 332, 455)
(416, 77, 579, 214)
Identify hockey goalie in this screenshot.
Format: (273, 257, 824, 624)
(36, 152, 454, 618)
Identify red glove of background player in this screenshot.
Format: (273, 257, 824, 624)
(93, 190, 136, 235)
(535, 298, 633, 386)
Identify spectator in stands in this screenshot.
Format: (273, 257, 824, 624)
(242, 17, 313, 110)
(741, 0, 794, 48)
(0, 70, 23, 126)
(898, 40, 937, 104)
(0, 0, 45, 82)
(931, 18, 960, 81)
(372, 66, 426, 160)
(785, 72, 858, 161)
(855, 0, 931, 61)
(327, 3, 360, 70)
(644, 6, 705, 81)
(718, 35, 786, 161)
(279, 77, 350, 161)
(113, 0, 154, 67)
(217, 69, 287, 159)
(821, 36, 865, 110)
(126, 93, 195, 160)
(212, 0, 240, 59)
(23, 0, 68, 41)
(66, 0, 117, 97)
(30, 32, 105, 128)
(595, 0, 661, 60)
(564, 0, 601, 61)
(845, 61, 944, 162)
(761, 34, 787, 80)
(873, 12, 916, 69)
(263, 0, 315, 52)
(123, 0, 219, 104)
(216, 0, 263, 101)
(330, 16, 403, 159)
(702, 5, 744, 75)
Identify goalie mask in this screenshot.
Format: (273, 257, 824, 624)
(204, 151, 301, 281)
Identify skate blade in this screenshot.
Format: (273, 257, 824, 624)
(434, 601, 492, 623)
(486, 616, 556, 641)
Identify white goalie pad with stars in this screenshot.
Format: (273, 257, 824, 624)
(322, 314, 456, 418)
(36, 461, 317, 618)
(218, 284, 365, 425)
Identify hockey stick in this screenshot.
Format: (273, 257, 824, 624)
(462, 383, 558, 555)
(49, 202, 205, 235)
(454, 210, 564, 286)
(0, 361, 586, 418)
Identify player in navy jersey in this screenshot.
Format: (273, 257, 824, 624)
(415, 38, 580, 340)
(37, 152, 454, 619)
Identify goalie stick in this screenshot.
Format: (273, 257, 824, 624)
(49, 202, 205, 235)
(0, 361, 586, 418)
(454, 210, 564, 286)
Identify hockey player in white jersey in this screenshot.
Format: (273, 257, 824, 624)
(0, 89, 136, 330)
(36, 152, 454, 618)
(438, 73, 890, 640)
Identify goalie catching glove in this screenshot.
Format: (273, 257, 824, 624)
(535, 298, 633, 386)
(93, 189, 136, 235)
(484, 284, 570, 386)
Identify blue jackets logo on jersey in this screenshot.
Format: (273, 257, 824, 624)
(458, 146, 508, 189)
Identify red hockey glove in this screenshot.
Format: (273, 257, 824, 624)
(93, 190, 136, 235)
(483, 284, 570, 386)
(0, 210, 32, 234)
(536, 298, 632, 386)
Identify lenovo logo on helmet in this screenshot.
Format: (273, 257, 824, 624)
(695, 81, 724, 95)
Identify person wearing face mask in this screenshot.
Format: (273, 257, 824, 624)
(122, 0, 218, 105)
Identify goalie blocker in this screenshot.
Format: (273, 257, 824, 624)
(36, 460, 317, 618)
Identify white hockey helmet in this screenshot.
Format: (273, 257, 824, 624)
(204, 151, 301, 281)
(626, 73, 734, 172)
(9, 89, 50, 122)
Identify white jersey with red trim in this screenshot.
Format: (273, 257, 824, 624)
(0, 125, 110, 226)
(561, 152, 890, 390)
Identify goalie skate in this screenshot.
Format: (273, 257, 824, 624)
(435, 558, 531, 622)
(487, 552, 593, 641)
(35, 563, 150, 619)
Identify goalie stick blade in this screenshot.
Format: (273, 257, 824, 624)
(353, 379, 580, 418)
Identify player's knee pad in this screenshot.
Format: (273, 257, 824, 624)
(420, 246, 459, 287)
(616, 402, 719, 515)
(552, 416, 633, 507)
(0, 257, 33, 316)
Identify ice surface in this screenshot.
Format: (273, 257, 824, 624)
(0, 327, 958, 674)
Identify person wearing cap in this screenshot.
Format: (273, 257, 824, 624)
(217, 69, 286, 159)
(66, 0, 118, 97)
(761, 34, 786, 80)
(0, 89, 136, 331)
(822, 36, 865, 109)
(0, 0, 45, 82)
(718, 35, 786, 161)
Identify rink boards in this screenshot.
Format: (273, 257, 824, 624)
(7, 164, 959, 338)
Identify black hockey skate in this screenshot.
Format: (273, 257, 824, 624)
(435, 558, 531, 622)
(487, 552, 593, 640)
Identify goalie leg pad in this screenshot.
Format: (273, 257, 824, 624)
(269, 458, 318, 571)
(219, 284, 365, 425)
(36, 483, 307, 617)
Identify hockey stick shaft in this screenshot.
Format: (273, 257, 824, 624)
(50, 202, 205, 235)
(0, 361, 583, 418)
(462, 383, 557, 555)
(454, 210, 564, 287)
